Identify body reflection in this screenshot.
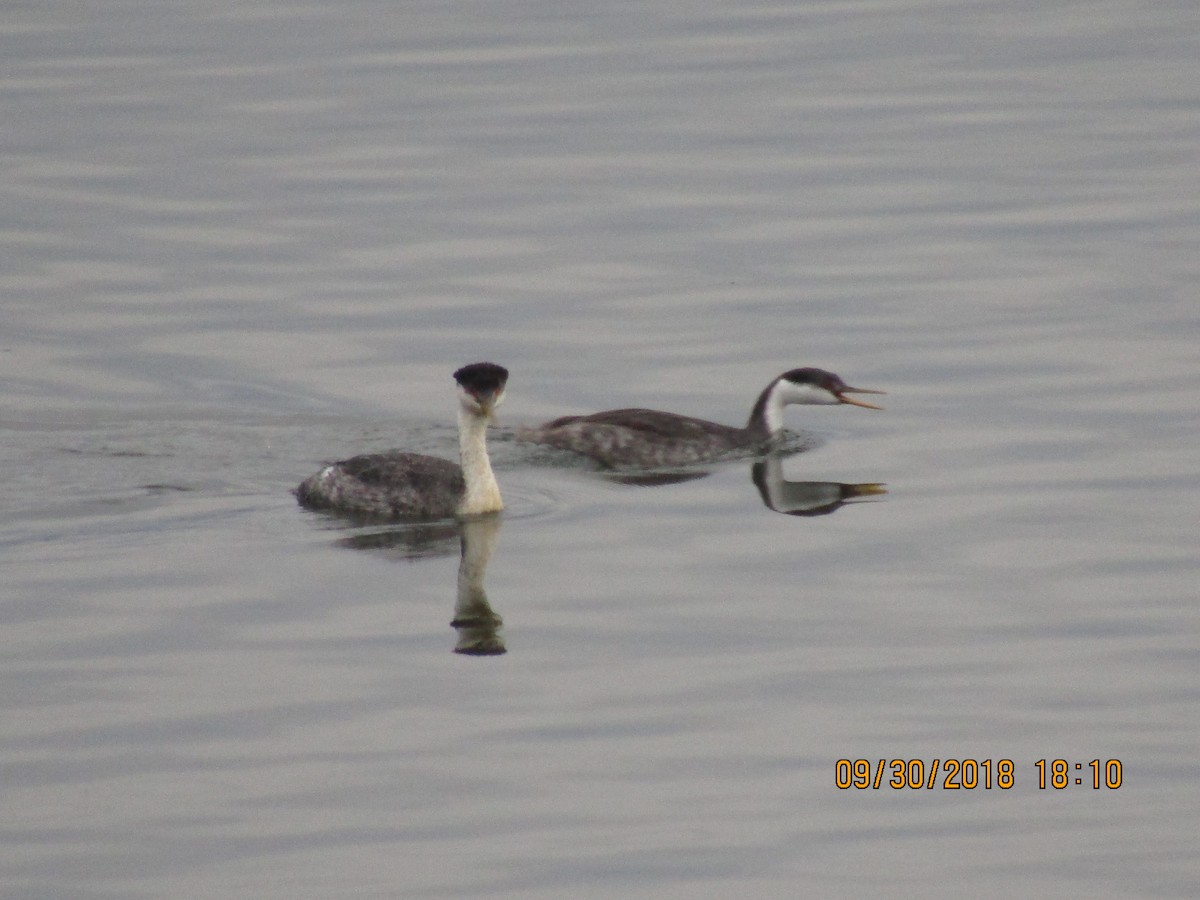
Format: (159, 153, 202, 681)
(752, 453, 886, 516)
(562, 448, 885, 517)
(450, 514, 506, 656)
(336, 522, 460, 558)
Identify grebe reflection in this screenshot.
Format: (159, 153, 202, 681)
(331, 515, 506, 655)
(451, 514, 506, 656)
(752, 453, 886, 516)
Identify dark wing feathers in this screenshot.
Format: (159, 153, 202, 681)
(335, 452, 463, 490)
(549, 408, 737, 441)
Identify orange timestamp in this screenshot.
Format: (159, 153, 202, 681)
(834, 758, 1124, 790)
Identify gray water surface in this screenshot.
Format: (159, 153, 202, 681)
(3, 1, 1198, 898)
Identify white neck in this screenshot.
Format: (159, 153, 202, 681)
(759, 379, 837, 434)
(456, 406, 502, 516)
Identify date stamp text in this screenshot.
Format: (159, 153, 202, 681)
(834, 758, 1123, 790)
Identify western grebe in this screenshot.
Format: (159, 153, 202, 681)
(296, 362, 508, 520)
(519, 367, 882, 468)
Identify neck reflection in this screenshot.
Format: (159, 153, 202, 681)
(451, 513, 506, 656)
(333, 512, 507, 656)
(752, 453, 886, 516)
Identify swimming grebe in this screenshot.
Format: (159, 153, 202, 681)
(296, 362, 508, 520)
(519, 367, 882, 468)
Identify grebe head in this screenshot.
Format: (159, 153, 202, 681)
(778, 367, 885, 410)
(454, 362, 509, 419)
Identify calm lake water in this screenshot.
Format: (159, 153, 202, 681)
(3, 1, 1198, 897)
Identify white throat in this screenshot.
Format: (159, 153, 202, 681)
(456, 405, 502, 516)
(761, 379, 836, 434)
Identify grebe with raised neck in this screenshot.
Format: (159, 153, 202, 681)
(519, 367, 882, 469)
(296, 362, 508, 520)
